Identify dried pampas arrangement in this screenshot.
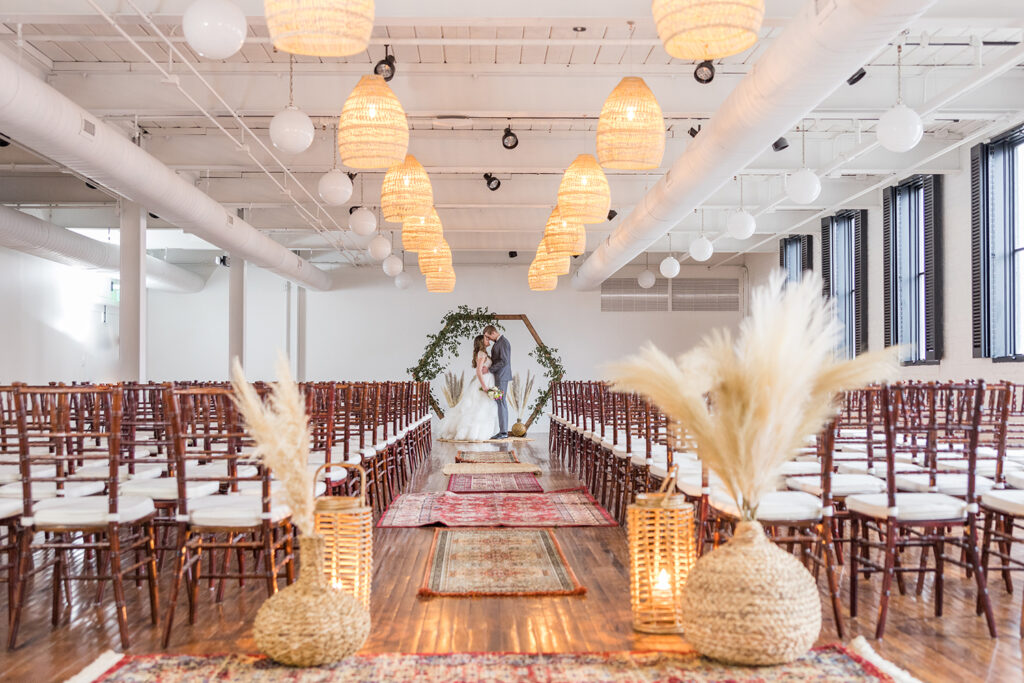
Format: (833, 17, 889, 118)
(231, 355, 315, 535)
(443, 371, 466, 408)
(607, 273, 897, 520)
(508, 371, 536, 421)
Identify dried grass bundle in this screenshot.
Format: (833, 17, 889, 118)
(442, 371, 466, 408)
(508, 372, 536, 421)
(607, 273, 898, 520)
(231, 355, 315, 535)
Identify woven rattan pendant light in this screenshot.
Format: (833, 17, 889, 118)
(558, 154, 611, 224)
(597, 77, 665, 170)
(528, 259, 557, 291)
(337, 75, 409, 169)
(652, 0, 765, 60)
(570, 222, 587, 256)
(537, 238, 571, 276)
(381, 155, 433, 222)
(264, 0, 375, 57)
(425, 266, 455, 293)
(543, 206, 582, 255)
(418, 238, 452, 276)
(401, 209, 442, 252)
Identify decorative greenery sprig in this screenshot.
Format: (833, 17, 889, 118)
(529, 343, 565, 416)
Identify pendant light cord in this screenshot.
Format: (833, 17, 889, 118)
(288, 54, 295, 107)
(896, 44, 903, 105)
(738, 175, 744, 211)
(801, 123, 806, 167)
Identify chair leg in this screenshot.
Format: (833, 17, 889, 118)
(107, 526, 132, 651)
(145, 522, 160, 625)
(966, 518, 997, 637)
(821, 522, 846, 639)
(162, 528, 189, 648)
(849, 517, 860, 620)
(875, 522, 897, 640)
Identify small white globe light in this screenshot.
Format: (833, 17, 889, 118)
(349, 207, 377, 236)
(182, 0, 247, 60)
(269, 105, 314, 154)
(659, 255, 680, 279)
(637, 269, 657, 289)
(368, 234, 391, 261)
(382, 254, 403, 277)
(689, 235, 714, 262)
(317, 169, 353, 205)
(394, 271, 412, 290)
(726, 209, 756, 240)
(876, 103, 924, 153)
(785, 168, 821, 205)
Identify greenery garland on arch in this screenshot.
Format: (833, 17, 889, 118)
(528, 343, 565, 421)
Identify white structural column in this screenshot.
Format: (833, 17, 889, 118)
(118, 200, 146, 381)
(296, 286, 307, 381)
(228, 254, 246, 374)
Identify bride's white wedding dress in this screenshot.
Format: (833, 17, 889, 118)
(438, 352, 499, 442)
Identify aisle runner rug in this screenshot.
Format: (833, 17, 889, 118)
(378, 489, 617, 528)
(419, 528, 585, 597)
(442, 463, 541, 476)
(447, 472, 543, 494)
(455, 450, 519, 463)
(73, 644, 913, 682)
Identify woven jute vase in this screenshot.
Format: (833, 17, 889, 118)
(510, 421, 528, 438)
(254, 534, 371, 667)
(680, 521, 820, 666)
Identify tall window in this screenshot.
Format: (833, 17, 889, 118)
(778, 235, 813, 284)
(883, 175, 943, 364)
(972, 125, 1024, 360)
(821, 210, 867, 359)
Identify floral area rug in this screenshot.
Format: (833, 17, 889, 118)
(75, 645, 908, 682)
(441, 462, 541, 476)
(419, 528, 585, 597)
(447, 472, 543, 494)
(455, 450, 519, 463)
(377, 489, 617, 528)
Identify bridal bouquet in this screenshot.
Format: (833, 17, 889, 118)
(486, 387, 504, 401)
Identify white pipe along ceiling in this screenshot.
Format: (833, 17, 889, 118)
(571, 0, 938, 290)
(0, 50, 332, 291)
(0, 204, 205, 293)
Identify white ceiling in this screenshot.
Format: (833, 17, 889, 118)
(0, 0, 1022, 268)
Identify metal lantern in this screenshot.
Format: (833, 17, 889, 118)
(314, 463, 373, 610)
(627, 469, 696, 633)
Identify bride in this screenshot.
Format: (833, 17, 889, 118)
(438, 335, 499, 442)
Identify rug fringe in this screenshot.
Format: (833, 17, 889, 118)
(65, 650, 124, 683)
(848, 637, 922, 683)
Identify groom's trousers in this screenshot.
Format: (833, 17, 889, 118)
(496, 379, 509, 434)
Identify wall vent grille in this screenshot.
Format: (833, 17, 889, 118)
(671, 278, 740, 312)
(601, 276, 742, 313)
(601, 277, 669, 312)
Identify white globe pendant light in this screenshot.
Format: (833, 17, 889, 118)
(637, 269, 656, 289)
(382, 253, 404, 277)
(349, 206, 377, 236)
(182, 0, 247, 60)
(394, 271, 413, 290)
(876, 44, 923, 153)
(659, 233, 680, 278)
(368, 234, 391, 261)
(785, 125, 820, 205)
(726, 176, 756, 239)
(269, 56, 314, 154)
(689, 235, 714, 262)
(318, 169, 353, 205)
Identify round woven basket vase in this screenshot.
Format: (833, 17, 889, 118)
(680, 521, 820, 666)
(510, 421, 528, 438)
(254, 534, 371, 667)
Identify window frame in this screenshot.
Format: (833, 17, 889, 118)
(778, 234, 813, 285)
(821, 210, 868, 358)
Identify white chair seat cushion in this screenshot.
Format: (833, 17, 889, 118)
(0, 480, 105, 499)
(30, 495, 155, 528)
(787, 473, 885, 497)
(0, 464, 52, 484)
(307, 463, 348, 482)
(845, 492, 967, 521)
(711, 491, 822, 522)
(1005, 448, 1024, 462)
(1006, 470, 1024, 490)
(186, 462, 258, 479)
(838, 462, 923, 478)
(675, 473, 722, 498)
(187, 495, 291, 528)
(942, 458, 1021, 478)
(894, 473, 994, 496)
(981, 489, 1024, 516)
(238, 480, 327, 498)
(0, 497, 22, 519)
(120, 478, 220, 501)
(71, 462, 166, 482)
(780, 461, 821, 476)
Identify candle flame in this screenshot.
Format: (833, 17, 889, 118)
(654, 568, 671, 592)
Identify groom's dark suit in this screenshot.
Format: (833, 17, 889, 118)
(489, 335, 512, 435)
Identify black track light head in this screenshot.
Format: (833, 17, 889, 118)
(688, 125, 701, 138)
(484, 173, 501, 191)
(846, 67, 867, 86)
(148, 212, 160, 220)
(607, 209, 618, 221)
(772, 136, 790, 152)
(508, 250, 518, 258)
(0, 135, 9, 148)
(501, 126, 519, 150)
(694, 60, 715, 84)
(348, 205, 361, 214)
(373, 47, 396, 81)
(85, 181, 98, 190)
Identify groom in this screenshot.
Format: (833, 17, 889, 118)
(483, 325, 511, 440)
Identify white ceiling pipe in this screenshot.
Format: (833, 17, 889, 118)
(0, 50, 332, 291)
(0, 204, 205, 293)
(571, 0, 937, 291)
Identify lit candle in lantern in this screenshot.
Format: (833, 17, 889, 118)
(653, 568, 672, 602)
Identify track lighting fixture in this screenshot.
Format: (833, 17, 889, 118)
(0, 135, 9, 148)
(374, 45, 397, 82)
(688, 125, 701, 138)
(508, 250, 518, 258)
(846, 67, 866, 86)
(501, 126, 519, 150)
(148, 212, 160, 220)
(772, 137, 790, 152)
(484, 173, 501, 191)
(84, 181, 98, 190)
(607, 209, 618, 221)
(693, 60, 715, 84)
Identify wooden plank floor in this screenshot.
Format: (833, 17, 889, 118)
(2, 437, 1023, 681)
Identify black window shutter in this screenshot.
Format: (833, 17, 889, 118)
(882, 187, 894, 348)
(923, 175, 944, 361)
(778, 239, 785, 269)
(854, 210, 869, 355)
(820, 218, 833, 299)
(971, 143, 989, 358)
(800, 234, 814, 273)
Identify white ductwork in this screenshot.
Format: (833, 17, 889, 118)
(0, 50, 332, 291)
(572, 0, 937, 290)
(0, 204, 205, 293)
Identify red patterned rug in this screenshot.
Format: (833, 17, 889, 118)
(419, 528, 585, 597)
(377, 489, 617, 528)
(75, 645, 908, 682)
(447, 472, 543, 493)
(456, 450, 519, 463)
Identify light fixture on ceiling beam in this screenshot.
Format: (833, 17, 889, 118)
(483, 173, 501, 191)
(0, 134, 9, 148)
(846, 67, 866, 85)
(693, 60, 715, 84)
(772, 137, 789, 152)
(688, 125, 701, 138)
(501, 126, 519, 150)
(607, 209, 618, 221)
(374, 45, 396, 82)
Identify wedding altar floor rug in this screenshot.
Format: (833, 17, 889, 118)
(447, 472, 543, 494)
(442, 462, 541, 476)
(72, 641, 916, 682)
(455, 450, 519, 463)
(419, 528, 585, 597)
(377, 489, 617, 528)
(439, 436, 535, 444)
